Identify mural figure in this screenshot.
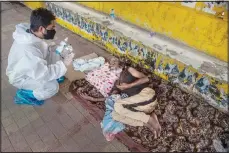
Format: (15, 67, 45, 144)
(74, 14, 80, 26)
(78, 15, 83, 28)
(164, 63, 180, 83)
(86, 20, 94, 34)
(218, 89, 228, 107)
(62, 9, 68, 21)
(58, 7, 64, 19)
(128, 41, 132, 51)
(108, 35, 114, 44)
(195, 76, 210, 94)
(207, 80, 228, 106)
(137, 49, 141, 58)
(85, 21, 90, 33)
(145, 51, 157, 72)
(137, 47, 147, 59)
(52, 4, 61, 19)
(164, 64, 179, 75)
(179, 67, 199, 87)
(114, 37, 127, 53)
(186, 72, 198, 87)
(65, 10, 74, 23)
(157, 59, 164, 74)
(51, 4, 57, 16)
(132, 44, 139, 56)
(80, 18, 85, 29)
(45, 2, 52, 11)
(101, 29, 108, 41)
(94, 23, 100, 36)
(179, 67, 191, 82)
(50, 3, 57, 15)
(181, 1, 197, 9)
(143, 48, 148, 59)
(121, 41, 128, 52)
(202, 2, 216, 14)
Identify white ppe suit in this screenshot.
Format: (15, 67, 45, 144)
(6, 23, 67, 100)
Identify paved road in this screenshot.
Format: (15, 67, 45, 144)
(1, 2, 128, 152)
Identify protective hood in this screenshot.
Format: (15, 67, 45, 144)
(13, 23, 42, 44)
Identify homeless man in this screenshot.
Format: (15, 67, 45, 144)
(77, 63, 162, 138)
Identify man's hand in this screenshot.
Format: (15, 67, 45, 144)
(79, 93, 94, 101)
(116, 83, 131, 91)
(48, 42, 57, 52)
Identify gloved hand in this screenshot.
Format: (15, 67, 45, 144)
(63, 53, 75, 66)
(48, 42, 57, 52)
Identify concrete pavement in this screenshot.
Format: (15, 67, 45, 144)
(1, 2, 128, 152)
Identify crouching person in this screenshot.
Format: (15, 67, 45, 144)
(6, 8, 74, 106)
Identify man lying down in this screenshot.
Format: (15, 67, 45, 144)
(74, 56, 161, 141)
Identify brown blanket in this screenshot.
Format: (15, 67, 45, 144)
(69, 58, 229, 152)
(69, 79, 148, 152)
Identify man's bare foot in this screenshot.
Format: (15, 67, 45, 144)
(144, 123, 158, 139)
(145, 113, 161, 139)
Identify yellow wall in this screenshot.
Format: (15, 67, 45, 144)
(78, 2, 228, 62)
(23, 2, 45, 10)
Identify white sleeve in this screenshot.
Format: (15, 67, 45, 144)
(23, 48, 67, 82)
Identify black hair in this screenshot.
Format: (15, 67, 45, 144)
(30, 8, 56, 32)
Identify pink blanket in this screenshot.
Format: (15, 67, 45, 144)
(85, 63, 122, 97)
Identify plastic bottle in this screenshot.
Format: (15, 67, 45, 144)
(55, 37, 68, 55)
(55, 37, 71, 84)
(61, 43, 73, 58)
(110, 9, 115, 24)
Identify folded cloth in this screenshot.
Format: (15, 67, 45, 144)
(73, 56, 105, 72)
(101, 94, 128, 141)
(14, 89, 44, 106)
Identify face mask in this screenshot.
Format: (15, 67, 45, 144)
(43, 29, 56, 40)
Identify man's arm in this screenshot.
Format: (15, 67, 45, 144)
(24, 48, 67, 82)
(127, 67, 149, 88)
(92, 97, 106, 102)
(116, 67, 149, 91)
(79, 86, 120, 102)
(79, 93, 106, 102)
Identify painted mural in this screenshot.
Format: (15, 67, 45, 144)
(78, 2, 228, 62)
(45, 2, 228, 113)
(181, 1, 228, 15)
(181, 1, 196, 9)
